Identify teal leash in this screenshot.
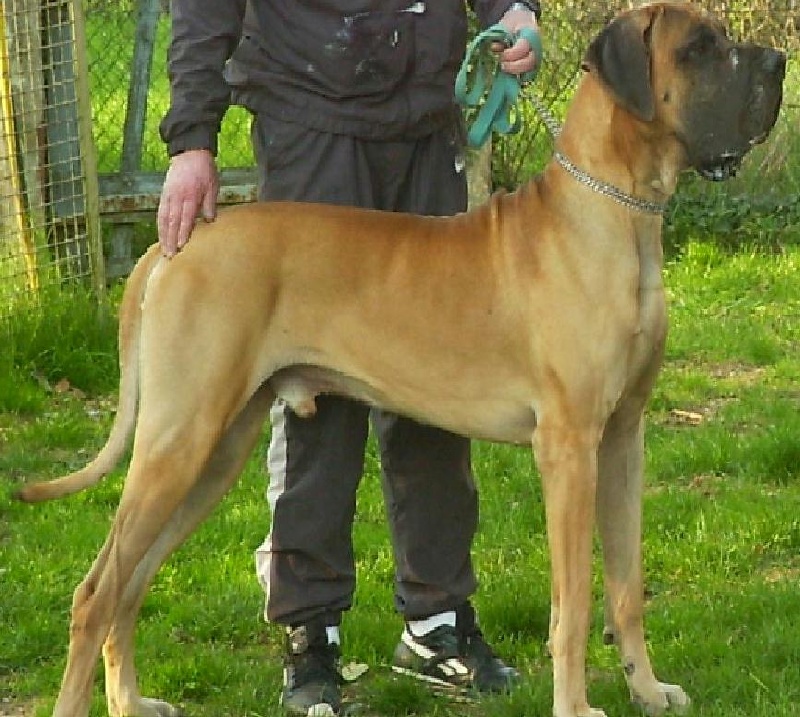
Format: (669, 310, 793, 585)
(455, 24, 543, 148)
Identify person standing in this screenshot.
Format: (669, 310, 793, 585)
(158, 2, 541, 714)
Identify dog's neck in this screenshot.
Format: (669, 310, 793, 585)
(532, 74, 669, 297)
(557, 74, 686, 205)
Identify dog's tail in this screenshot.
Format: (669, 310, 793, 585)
(15, 247, 162, 503)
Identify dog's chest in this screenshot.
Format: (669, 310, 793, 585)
(624, 246, 668, 387)
(633, 286, 666, 353)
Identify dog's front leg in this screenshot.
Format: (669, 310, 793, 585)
(597, 411, 690, 716)
(534, 422, 606, 717)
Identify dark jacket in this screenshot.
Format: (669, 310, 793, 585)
(159, 1, 521, 156)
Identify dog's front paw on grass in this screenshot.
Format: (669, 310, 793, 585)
(631, 681, 690, 716)
(553, 702, 608, 717)
(111, 696, 183, 717)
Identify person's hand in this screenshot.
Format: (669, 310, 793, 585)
(497, 5, 540, 76)
(157, 149, 219, 258)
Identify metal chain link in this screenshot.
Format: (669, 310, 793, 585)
(525, 91, 667, 215)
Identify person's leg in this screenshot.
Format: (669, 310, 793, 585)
(371, 125, 475, 617)
(373, 410, 477, 619)
(259, 397, 370, 626)
(263, 395, 370, 716)
(251, 115, 378, 715)
(369, 127, 519, 692)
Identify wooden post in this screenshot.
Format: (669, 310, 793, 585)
(107, 0, 162, 279)
(73, 0, 105, 296)
(0, 0, 38, 293)
(6, 0, 47, 245)
(467, 142, 492, 210)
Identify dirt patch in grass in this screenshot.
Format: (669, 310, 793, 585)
(707, 363, 766, 383)
(0, 699, 33, 717)
(762, 565, 800, 584)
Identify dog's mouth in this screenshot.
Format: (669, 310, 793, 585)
(695, 151, 744, 181)
(695, 128, 771, 181)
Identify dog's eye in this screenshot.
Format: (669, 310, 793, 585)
(677, 27, 721, 63)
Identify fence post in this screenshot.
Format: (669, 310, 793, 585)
(74, 0, 105, 296)
(107, 0, 162, 279)
(0, 1, 38, 292)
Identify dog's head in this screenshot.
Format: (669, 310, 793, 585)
(583, 2, 785, 181)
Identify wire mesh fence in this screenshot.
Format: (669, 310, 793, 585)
(1, 0, 798, 315)
(0, 0, 103, 314)
(86, 0, 253, 175)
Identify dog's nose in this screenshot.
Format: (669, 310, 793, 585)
(762, 49, 786, 77)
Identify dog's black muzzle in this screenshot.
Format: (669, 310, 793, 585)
(687, 45, 786, 182)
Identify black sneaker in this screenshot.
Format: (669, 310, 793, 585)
(391, 624, 472, 691)
(282, 622, 343, 716)
(456, 602, 520, 693)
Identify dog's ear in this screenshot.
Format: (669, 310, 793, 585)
(582, 9, 658, 121)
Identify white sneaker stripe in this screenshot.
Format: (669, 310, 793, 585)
(402, 630, 437, 660)
(445, 657, 470, 675)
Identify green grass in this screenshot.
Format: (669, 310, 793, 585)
(1, 244, 799, 716)
(0, 286, 119, 414)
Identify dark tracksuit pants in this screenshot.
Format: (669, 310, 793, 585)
(251, 114, 480, 627)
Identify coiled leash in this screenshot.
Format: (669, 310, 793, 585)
(455, 25, 543, 148)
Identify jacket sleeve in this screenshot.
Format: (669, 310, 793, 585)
(471, 1, 540, 28)
(471, 1, 512, 27)
(159, 0, 247, 157)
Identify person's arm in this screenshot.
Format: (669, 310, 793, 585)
(157, 1, 246, 258)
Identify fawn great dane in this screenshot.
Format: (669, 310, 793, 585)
(18, 3, 784, 716)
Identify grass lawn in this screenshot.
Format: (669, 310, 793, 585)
(1, 242, 799, 716)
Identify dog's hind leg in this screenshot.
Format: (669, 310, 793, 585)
(597, 409, 689, 716)
(101, 385, 274, 717)
(533, 418, 606, 717)
(50, 385, 272, 717)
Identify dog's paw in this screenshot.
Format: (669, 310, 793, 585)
(114, 697, 183, 717)
(660, 683, 690, 714)
(631, 681, 690, 716)
(554, 705, 607, 717)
